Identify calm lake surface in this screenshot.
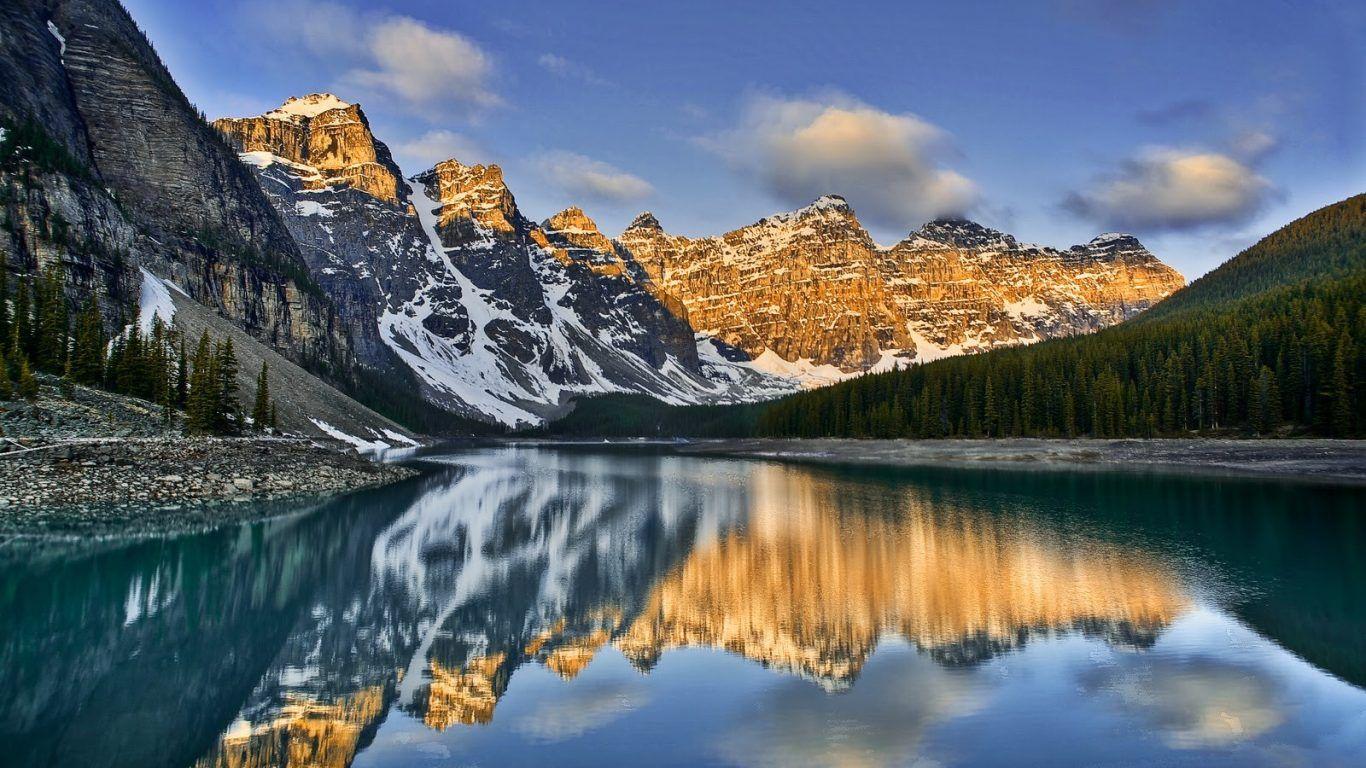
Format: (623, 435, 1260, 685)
(3, 446, 1364, 768)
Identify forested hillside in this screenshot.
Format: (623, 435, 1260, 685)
(1142, 193, 1366, 318)
(756, 195, 1365, 439)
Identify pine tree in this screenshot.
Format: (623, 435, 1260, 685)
(268, 400, 278, 431)
(215, 339, 240, 434)
(1330, 329, 1355, 437)
(70, 294, 104, 385)
(251, 361, 270, 431)
(0, 260, 9, 347)
(16, 354, 38, 401)
(11, 277, 30, 358)
(34, 264, 67, 373)
(0, 350, 12, 400)
(186, 331, 216, 434)
(174, 338, 188, 408)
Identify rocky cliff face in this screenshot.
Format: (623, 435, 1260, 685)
(880, 219, 1184, 357)
(214, 93, 405, 203)
(0, 0, 350, 375)
(620, 198, 1185, 381)
(219, 97, 793, 426)
(620, 195, 908, 375)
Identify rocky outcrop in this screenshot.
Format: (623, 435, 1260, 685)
(620, 195, 907, 372)
(394, 157, 791, 424)
(214, 94, 405, 204)
(415, 159, 523, 241)
(879, 219, 1185, 353)
(0, 0, 351, 376)
(620, 199, 1185, 377)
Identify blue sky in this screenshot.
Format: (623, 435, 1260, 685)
(125, 0, 1363, 278)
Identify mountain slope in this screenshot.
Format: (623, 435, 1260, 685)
(0, 0, 417, 443)
(0, 0, 351, 371)
(1141, 192, 1366, 319)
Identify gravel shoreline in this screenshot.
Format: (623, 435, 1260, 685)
(0, 437, 420, 536)
(660, 438, 1366, 485)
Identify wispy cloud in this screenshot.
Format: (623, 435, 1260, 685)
(534, 151, 653, 203)
(240, 0, 499, 118)
(700, 92, 978, 231)
(537, 53, 608, 86)
(1063, 145, 1275, 232)
(394, 129, 488, 173)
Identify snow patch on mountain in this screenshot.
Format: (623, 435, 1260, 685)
(137, 268, 177, 333)
(267, 93, 352, 120)
(381, 185, 798, 426)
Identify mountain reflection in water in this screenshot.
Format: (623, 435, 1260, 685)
(2, 447, 1363, 768)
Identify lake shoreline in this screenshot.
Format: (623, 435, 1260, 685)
(0, 437, 420, 537)
(508, 437, 1366, 486)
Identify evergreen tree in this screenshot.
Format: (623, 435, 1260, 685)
(11, 277, 30, 358)
(69, 294, 104, 385)
(1330, 329, 1355, 437)
(174, 339, 188, 408)
(33, 264, 67, 372)
(215, 338, 240, 434)
(0, 259, 9, 347)
(186, 331, 216, 434)
(16, 354, 38, 401)
(251, 361, 270, 431)
(0, 350, 11, 400)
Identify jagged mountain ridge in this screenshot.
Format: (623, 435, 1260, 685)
(217, 92, 1182, 426)
(620, 195, 1186, 380)
(215, 98, 794, 426)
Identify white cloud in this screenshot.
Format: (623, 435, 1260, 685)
(349, 17, 499, 110)
(537, 53, 607, 85)
(242, 0, 498, 116)
(394, 130, 487, 173)
(242, 0, 367, 59)
(1229, 129, 1277, 161)
(1064, 147, 1274, 231)
(701, 93, 978, 231)
(534, 151, 653, 204)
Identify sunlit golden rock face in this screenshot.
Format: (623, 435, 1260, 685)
(540, 207, 634, 276)
(214, 94, 404, 203)
(543, 629, 613, 680)
(194, 686, 387, 768)
(618, 204, 1184, 370)
(412, 159, 522, 243)
(616, 467, 1188, 685)
(420, 654, 508, 729)
(619, 197, 905, 370)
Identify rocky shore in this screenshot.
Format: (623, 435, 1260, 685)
(0, 437, 419, 536)
(665, 438, 1366, 486)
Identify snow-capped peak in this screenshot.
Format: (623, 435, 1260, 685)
(267, 93, 352, 120)
(1087, 232, 1141, 247)
(765, 195, 855, 226)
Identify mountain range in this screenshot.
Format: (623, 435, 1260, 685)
(1, 0, 1184, 437)
(211, 92, 1182, 427)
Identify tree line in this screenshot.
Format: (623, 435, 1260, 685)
(0, 260, 279, 435)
